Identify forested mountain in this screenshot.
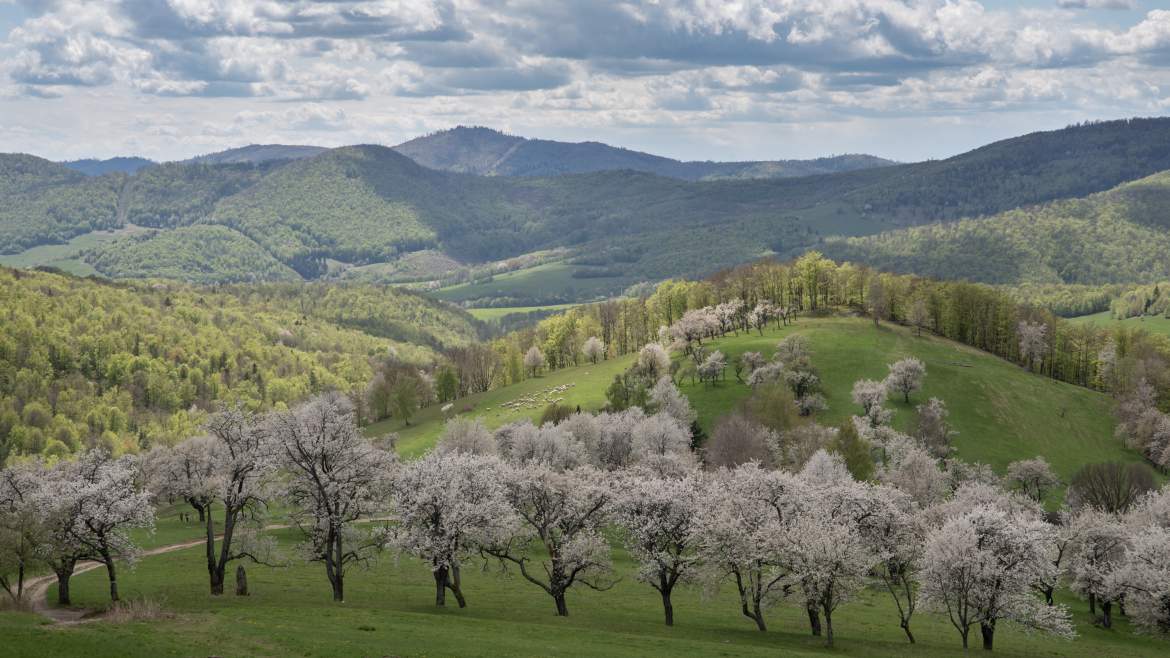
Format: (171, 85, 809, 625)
(61, 156, 154, 176)
(4, 118, 1170, 289)
(0, 267, 480, 459)
(0, 154, 122, 253)
(184, 144, 327, 165)
(823, 171, 1170, 285)
(392, 126, 894, 179)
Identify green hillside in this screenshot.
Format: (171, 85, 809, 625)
(368, 317, 1134, 491)
(0, 268, 479, 459)
(824, 171, 1170, 285)
(81, 225, 299, 284)
(6, 118, 1170, 291)
(0, 154, 122, 253)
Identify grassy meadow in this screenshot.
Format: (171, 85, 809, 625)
(371, 316, 1133, 498)
(3, 315, 1156, 658)
(431, 261, 633, 305)
(1069, 310, 1170, 339)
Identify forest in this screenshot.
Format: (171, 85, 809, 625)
(8, 118, 1170, 290)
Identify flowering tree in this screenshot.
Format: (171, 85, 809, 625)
(611, 471, 703, 625)
(0, 463, 42, 605)
(148, 407, 276, 595)
(482, 464, 615, 616)
(582, 336, 605, 364)
(524, 345, 546, 377)
(1113, 524, 1170, 635)
(852, 379, 891, 427)
(1004, 457, 1060, 503)
(649, 376, 696, 428)
(434, 417, 495, 456)
(53, 450, 155, 602)
(918, 506, 1074, 650)
(885, 358, 926, 403)
(1067, 509, 1129, 628)
(693, 465, 802, 631)
(389, 452, 516, 608)
(637, 343, 672, 381)
(269, 393, 396, 602)
(698, 350, 727, 386)
(1018, 321, 1049, 372)
(501, 421, 588, 471)
(913, 397, 955, 458)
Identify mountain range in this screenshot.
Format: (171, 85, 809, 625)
(5, 117, 1170, 294)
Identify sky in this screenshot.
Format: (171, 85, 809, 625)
(1, 0, 1169, 163)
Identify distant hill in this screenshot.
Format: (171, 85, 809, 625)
(823, 170, 1170, 285)
(62, 156, 154, 176)
(393, 126, 895, 180)
(185, 144, 327, 165)
(5, 118, 1170, 289)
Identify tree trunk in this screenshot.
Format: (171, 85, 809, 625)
(553, 591, 569, 617)
(981, 620, 995, 650)
(1089, 592, 1097, 615)
(235, 565, 248, 596)
(960, 626, 969, 650)
(55, 567, 73, 606)
(823, 603, 834, 648)
(661, 587, 674, 626)
(448, 564, 467, 608)
(807, 603, 822, 636)
(901, 618, 915, 644)
(103, 556, 119, 602)
(434, 566, 448, 607)
(1101, 601, 1113, 629)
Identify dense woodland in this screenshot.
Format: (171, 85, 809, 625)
(8, 119, 1170, 289)
(0, 269, 479, 462)
(826, 171, 1170, 285)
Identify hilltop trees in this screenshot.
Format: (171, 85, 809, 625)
(524, 346, 546, 377)
(269, 393, 396, 602)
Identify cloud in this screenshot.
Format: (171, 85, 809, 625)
(3, 1, 1170, 163)
(1057, 0, 1137, 10)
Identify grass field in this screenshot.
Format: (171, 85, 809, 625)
(2, 316, 1161, 657)
(465, 303, 579, 322)
(1069, 310, 1170, 339)
(431, 261, 634, 305)
(370, 316, 1134, 500)
(0, 225, 149, 276)
(4, 521, 1167, 657)
(365, 351, 637, 457)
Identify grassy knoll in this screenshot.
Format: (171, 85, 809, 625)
(3, 527, 1166, 657)
(365, 352, 636, 457)
(373, 317, 1135, 498)
(1069, 310, 1170, 339)
(431, 261, 633, 305)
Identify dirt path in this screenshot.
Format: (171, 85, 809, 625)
(24, 538, 207, 623)
(23, 517, 393, 624)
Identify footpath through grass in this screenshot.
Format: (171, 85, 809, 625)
(5, 527, 1168, 657)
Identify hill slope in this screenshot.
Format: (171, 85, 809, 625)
(393, 126, 894, 179)
(823, 170, 1170, 284)
(62, 156, 154, 176)
(0, 267, 481, 459)
(184, 144, 327, 165)
(6, 118, 1170, 289)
